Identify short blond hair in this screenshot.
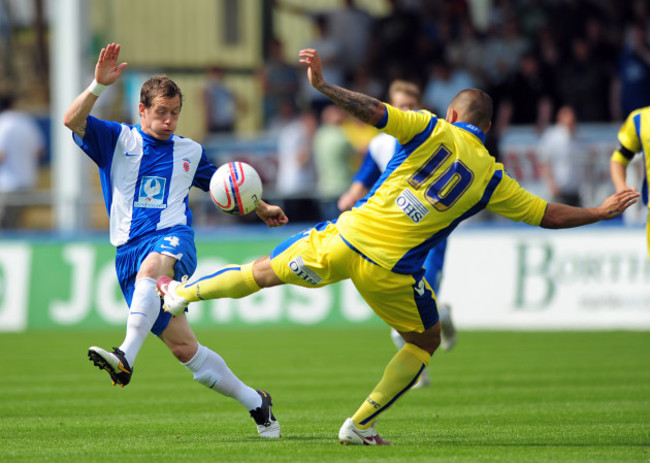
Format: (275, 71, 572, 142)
(388, 80, 421, 104)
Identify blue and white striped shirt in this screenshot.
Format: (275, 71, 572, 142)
(74, 115, 215, 246)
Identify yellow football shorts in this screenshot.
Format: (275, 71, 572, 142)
(270, 222, 439, 332)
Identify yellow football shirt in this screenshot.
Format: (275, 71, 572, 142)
(611, 106, 650, 207)
(336, 104, 548, 274)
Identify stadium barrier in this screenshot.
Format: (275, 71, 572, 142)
(1, 224, 648, 332)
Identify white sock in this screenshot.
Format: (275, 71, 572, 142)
(438, 303, 451, 326)
(183, 344, 262, 411)
(119, 277, 160, 366)
(390, 328, 406, 350)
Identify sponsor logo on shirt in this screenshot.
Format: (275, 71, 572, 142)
(396, 189, 429, 223)
(288, 256, 322, 285)
(134, 176, 166, 209)
(163, 236, 180, 247)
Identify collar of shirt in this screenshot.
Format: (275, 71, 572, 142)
(452, 122, 486, 145)
(136, 124, 175, 145)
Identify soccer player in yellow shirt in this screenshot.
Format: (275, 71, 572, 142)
(610, 106, 650, 258)
(157, 49, 639, 445)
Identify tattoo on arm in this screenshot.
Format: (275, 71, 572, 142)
(319, 82, 384, 125)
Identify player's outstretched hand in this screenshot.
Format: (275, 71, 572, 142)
(599, 188, 640, 219)
(255, 200, 289, 227)
(337, 192, 356, 212)
(95, 43, 128, 86)
(299, 49, 324, 89)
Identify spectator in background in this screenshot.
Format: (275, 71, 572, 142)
(349, 63, 384, 99)
(0, 93, 45, 228)
(276, 0, 373, 85)
(422, 58, 475, 116)
(494, 51, 554, 133)
(202, 66, 240, 135)
(536, 106, 584, 207)
(584, 15, 618, 72)
(275, 109, 320, 222)
(614, 21, 650, 119)
(558, 38, 611, 122)
(301, 14, 345, 118)
(312, 105, 357, 221)
(259, 37, 300, 128)
(482, 15, 530, 88)
(446, 19, 487, 87)
(266, 98, 297, 137)
(326, 0, 373, 82)
(368, 0, 422, 83)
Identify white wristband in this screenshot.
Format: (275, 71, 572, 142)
(88, 79, 107, 97)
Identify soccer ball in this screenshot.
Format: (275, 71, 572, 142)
(209, 162, 263, 216)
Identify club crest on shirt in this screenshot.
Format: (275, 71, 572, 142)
(396, 189, 429, 223)
(134, 176, 166, 208)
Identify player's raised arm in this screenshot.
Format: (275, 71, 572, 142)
(540, 188, 640, 229)
(299, 48, 385, 126)
(63, 43, 128, 138)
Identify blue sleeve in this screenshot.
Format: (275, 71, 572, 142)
(352, 150, 382, 188)
(72, 115, 123, 167)
(192, 148, 217, 192)
(375, 105, 388, 129)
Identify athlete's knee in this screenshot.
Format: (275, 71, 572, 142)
(252, 255, 283, 288)
(400, 324, 441, 355)
(415, 335, 440, 356)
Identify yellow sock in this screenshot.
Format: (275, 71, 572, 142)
(176, 263, 260, 302)
(351, 342, 431, 429)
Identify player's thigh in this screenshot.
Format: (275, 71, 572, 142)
(270, 222, 348, 287)
(138, 252, 176, 279)
(352, 263, 439, 333)
(252, 255, 284, 288)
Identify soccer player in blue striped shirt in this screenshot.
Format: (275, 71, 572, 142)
(64, 43, 287, 438)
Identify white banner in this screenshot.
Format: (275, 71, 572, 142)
(0, 244, 31, 331)
(442, 226, 650, 329)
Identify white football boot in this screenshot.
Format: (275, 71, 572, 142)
(338, 418, 391, 445)
(156, 276, 189, 316)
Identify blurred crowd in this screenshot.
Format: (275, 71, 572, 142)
(3, 0, 650, 228)
(222, 0, 648, 222)
(265, 0, 649, 125)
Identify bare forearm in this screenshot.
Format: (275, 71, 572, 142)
(63, 90, 98, 138)
(541, 203, 604, 229)
(610, 159, 628, 192)
(317, 82, 386, 126)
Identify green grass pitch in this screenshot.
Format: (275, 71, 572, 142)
(1, 327, 648, 462)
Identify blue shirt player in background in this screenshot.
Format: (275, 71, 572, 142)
(338, 80, 456, 389)
(63, 43, 288, 438)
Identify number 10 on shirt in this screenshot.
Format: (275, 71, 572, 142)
(409, 144, 475, 212)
